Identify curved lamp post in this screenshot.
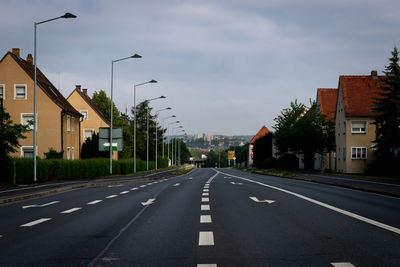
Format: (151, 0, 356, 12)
(33, 12, 77, 182)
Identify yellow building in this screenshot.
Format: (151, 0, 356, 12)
(335, 71, 384, 174)
(67, 85, 117, 159)
(0, 48, 82, 159)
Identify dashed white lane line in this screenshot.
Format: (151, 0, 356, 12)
(22, 201, 60, 209)
(87, 200, 103, 205)
(173, 183, 180, 187)
(201, 198, 209, 202)
(200, 215, 212, 223)
(202, 193, 209, 196)
(203, 189, 209, 192)
(131, 187, 138, 191)
(197, 264, 217, 267)
(140, 185, 147, 188)
(120, 191, 129, 194)
(61, 207, 82, 214)
(201, 205, 210, 211)
(331, 263, 355, 267)
(106, 195, 118, 199)
(199, 231, 214, 246)
(20, 218, 51, 227)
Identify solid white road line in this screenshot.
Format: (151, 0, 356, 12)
(200, 215, 212, 223)
(217, 170, 400, 236)
(202, 198, 209, 202)
(201, 205, 210, 211)
(61, 207, 82, 214)
(87, 200, 103, 205)
(202, 193, 209, 196)
(120, 191, 129, 194)
(199, 231, 214, 246)
(197, 264, 217, 267)
(106, 195, 118, 199)
(20, 218, 51, 227)
(22, 201, 60, 209)
(331, 263, 355, 267)
(131, 187, 138, 191)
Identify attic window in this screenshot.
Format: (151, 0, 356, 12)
(0, 84, 4, 99)
(14, 84, 27, 99)
(351, 121, 366, 133)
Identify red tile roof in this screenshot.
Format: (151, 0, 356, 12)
(250, 126, 270, 145)
(317, 88, 337, 121)
(4, 51, 82, 117)
(72, 88, 110, 125)
(339, 74, 386, 117)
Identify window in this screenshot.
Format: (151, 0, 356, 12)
(21, 113, 34, 130)
(67, 115, 71, 132)
(0, 84, 4, 99)
(67, 147, 71, 160)
(71, 117, 75, 132)
(343, 147, 346, 161)
(81, 110, 88, 120)
(84, 129, 94, 141)
(14, 84, 27, 99)
(343, 121, 346, 135)
(22, 147, 34, 158)
(351, 147, 367, 159)
(351, 121, 367, 133)
(71, 147, 75, 160)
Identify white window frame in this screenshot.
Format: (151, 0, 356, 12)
(0, 84, 4, 99)
(67, 147, 71, 160)
(21, 146, 35, 158)
(351, 121, 367, 134)
(351, 147, 367, 159)
(84, 128, 95, 141)
(66, 115, 71, 132)
(20, 113, 35, 130)
(71, 147, 75, 160)
(80, 110, 88, 120)
(71, 117, 75, 132)
(14, 84, 27, 100)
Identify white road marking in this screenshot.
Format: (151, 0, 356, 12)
(200, 215, 212, 223)
(0, 235, 2, 238)
(230, 182, 243, 185)
(140, 185, 147, 188)
(201, 205, 210, 211)
(120, 191, 129, 194)
(141, 198, 156, 206)
(197, 264, 217, 267)
(22, 201, 60, 209)
(199, 231, 214, 246)
(20, 218, 51, 227)
(106, 195, 118, 199)
(203, 189, 209, 192)
(331, 263, 355, 267)
(202, 198, 209, 202)
(249, 197, 275, 204)
(108, 184, 123, 188)
(204, 185, 209, 188)
(87, 200, 103, 205)
(173, 183, 180, 187)
(131, 187, 138, 191)
(61, 207, 82, 214)
(218, 170, 400, 236)
(187, 177, 193, 180)
(202, 193, 209, 196)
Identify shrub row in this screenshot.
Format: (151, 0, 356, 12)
(10, 157, 169, 184)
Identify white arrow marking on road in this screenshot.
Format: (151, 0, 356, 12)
(22, 201, 60, 209)
(173, 183, 180, 187)
(249, 197, 275, 204)
(230, 182, 243, 185)
(141, 198, 156, 206)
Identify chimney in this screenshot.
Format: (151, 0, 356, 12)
(75, 85, 81, 91)
(82, 88, 88, 95)
(371, 70, 378, 79)
(12, 48, 20, 57)
(26, 54, 33, 64)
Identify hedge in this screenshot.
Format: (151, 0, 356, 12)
(9, 157, 169, 184)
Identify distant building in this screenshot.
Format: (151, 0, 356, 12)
(0, 48, 81, 159)
(248, 126, 270, 167)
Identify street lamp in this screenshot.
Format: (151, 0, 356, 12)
(134, 80, 157, 173)
(155, 107, 172, 169)
(146, 96, 166, 170)
(33, 12, 76, 182)
(110, 54, 141, 174)
(176, 130, 185, 166)
(167, 121, 179, 166)
(172, 125, 183, 165)
(162, 115, 176, 157)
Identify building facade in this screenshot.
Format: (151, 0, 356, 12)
(248, 126, 270, 167)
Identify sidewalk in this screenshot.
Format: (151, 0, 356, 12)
(0, 168, 180, 205)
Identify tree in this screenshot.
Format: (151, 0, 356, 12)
(0, 101, 29, 182)
(44, 148, 63, 159)
(252, 134, 273, 168)
(228, 143, 249, 167)
(205, 149, 228, 167)
(372, 47, 400, 174)
(81, 132, 109, 159)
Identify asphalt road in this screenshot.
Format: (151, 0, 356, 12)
(0, 168, 399, 266)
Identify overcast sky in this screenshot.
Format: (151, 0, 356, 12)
(1, 0, 400, 135)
